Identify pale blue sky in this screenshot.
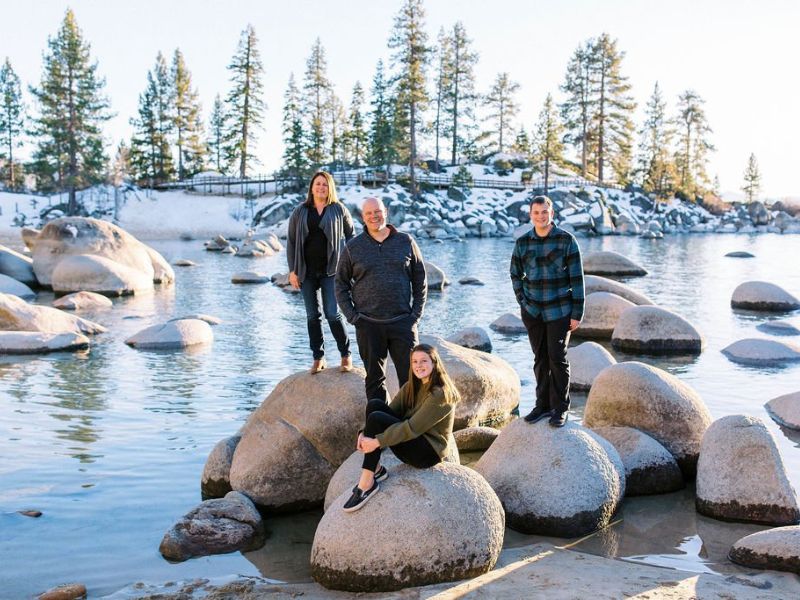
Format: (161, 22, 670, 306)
(2, 0, 798, 197)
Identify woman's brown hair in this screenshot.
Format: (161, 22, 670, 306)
(408, 343, 460, 405)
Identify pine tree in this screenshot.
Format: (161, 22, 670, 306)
(129, 54, 174, 185)
(560, 40, 596, 178)
(511, 129, 532, 158)
(533, 93, 565, 193)
(0, 58, 25, 189)
(674, 89, 714, 196)
(207, 94, 227, 173)
(443, 22, 479, 166)
(389, 0, 429, 195)
(636, 82, 675, 197)
(281, 73, 307, 184)
(29, 9, 111, 212)
(225, 24, 266, 178)
(345, 82, 368, 167)
(328, 91, 347, 169)
(109, 140, 130, 187)
(171, 49, 206, 179)
(483, 72, 519, 154)
(369, 60, 395, 176)
(303, 38, 332, 169)
(742, 153, 761, 203)
(431, 27, 451, 169)
(592, 34, 635, 184)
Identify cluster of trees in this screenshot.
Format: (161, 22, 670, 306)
(0, 2, 764, 212)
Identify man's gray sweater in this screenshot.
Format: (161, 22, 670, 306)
(335, 226, 427, 324)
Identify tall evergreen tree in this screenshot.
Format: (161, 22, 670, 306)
(559, 40, 596, 177)
(303, 38, 332, 169)
(225, 24, 265, 178)
(109, 140, 130, 187)
(207, 94, 227, 173)
(344, 82, 368, 167)
(129, 54, 174, 185)
(29, 9, 111, 212)
(443, 22, 479, 166)
(369, 60, 395, 176)
(636, 82, 675, 196)
(483, 72, 519, 154)
(388, 0, 429, 195)
(171, 49, 206, 179)
(533, 93, 565, 193)
(511, 129, 532, 158)
(0, 58, 25, 188)
(742, 153, 761, 203)
(431, 27, 451, 169)
(281, 73, 307, 183)
(328, 91, 346, 169)
(674, 89, 713, 195)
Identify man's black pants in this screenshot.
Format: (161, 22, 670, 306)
(521, 311, 572, 414)
(355, 317, 417, 402)
(361, 399, 440, 472)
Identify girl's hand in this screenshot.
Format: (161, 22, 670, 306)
(360, 437, 380, 453)
(289, 271, 300, 289)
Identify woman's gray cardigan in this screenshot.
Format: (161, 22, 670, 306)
(286, 202, 355, 283)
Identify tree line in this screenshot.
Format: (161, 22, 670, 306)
(0, 2, 761, 215)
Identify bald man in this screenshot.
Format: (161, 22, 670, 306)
(335, 197, 427, 402)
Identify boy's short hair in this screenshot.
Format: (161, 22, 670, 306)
(531, 195, 553, 209)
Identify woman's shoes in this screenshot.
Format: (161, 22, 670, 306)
(340, 356, 353, 372)
(343, 481, 380, 512)
(310, 359, 326, 374)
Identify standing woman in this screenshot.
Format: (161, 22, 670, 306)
(287, 171, 355, 373)
(343, 343, 460, 512)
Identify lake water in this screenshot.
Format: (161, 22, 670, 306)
(1, 233, 799, 597)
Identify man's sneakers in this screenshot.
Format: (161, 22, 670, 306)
(343, 481, 380, 512)
(523, 406, 552, 424)
(549, 411, 569, 428)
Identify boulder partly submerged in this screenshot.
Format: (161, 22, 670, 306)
(756, 320, 800, 336)
(52, 291, 113, 311)
(569, 342, 616, 391)
(721, 338, 800, 366)
(612, 305, 704, 354)
(729, 526, 800, 575)
(0, 244, 37, 287)
(583, 251, 647, 277)
(0, 293, 106, 336)
(0, 331, 90, 354)
(575, 292, 635, 339)
(696, 415, 800, 525)
(765, 391, 800, 430)
(446, 326, 492, 353)
(51, 254, 154, 296)
(231, 271, 270, 284)
(584, 275, 654, 305)
(312, 462, 504, 592)
(475, 419, 624, 537)
(490, 312, 526, 334)
(731, 281, 800, 312)
(454, 426, 500, 452)
(202, 435, 241, 499)
(425, 261, 449, 291)
(125, 319, 213, 350)
(0, 273, 35, 299)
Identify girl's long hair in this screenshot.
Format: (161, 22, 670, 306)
(304, 171, 340, 206)
(408, 343, 460, 406)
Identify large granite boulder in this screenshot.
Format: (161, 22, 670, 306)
(721, 338, 800, 366)
(311, 462, 504, 592)
(611, 305, 704, 354)
(0, 331, 90, 354)
(765, 391, 800, 430)
(0, 244, 37, 286)
(125, 319, 213, 350)
(51, 254, 154, 296)
(418, 335, 520, 429)
(731, 281, 800, 312)
(31, 217, 170, 287)
(570, 342, 616, 391)
(0, 292, 106, 335)
(0, 273, 35, 299)
(475, 419, 625, 537)
(584, 275, 654, 305)
(446, 326, 492, 352)
(229, 368, 366, 511)
(575, 292, 635, 339)
(696, 415, 799, 525)
(584, 361, 712, 476)
(201, 435, 241, 499)
(158, 491, 265, 562)
(52, 291, 113, 311)
(453, 426, 500, 452)
(490, 312, 526, 334)
(425, 261, 449, 291)
(729, 526, 800, 574)
(583, 251, 647, 277)
(591, 426, 684, 496)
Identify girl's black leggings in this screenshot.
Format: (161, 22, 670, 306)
(361, 399, 441, 472)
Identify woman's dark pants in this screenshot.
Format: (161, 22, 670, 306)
(361, 399, 440, 472)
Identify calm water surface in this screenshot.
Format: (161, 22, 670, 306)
(1, 233, 799, 597)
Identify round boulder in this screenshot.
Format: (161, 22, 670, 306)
(591, 426, 684, 496)
(202, 435, 241, 499)
(52, 291, 113, 311)
(475, 419, 625, 537)
(721, 338, 800, 366)
(729, 526, 800, 575)
(583, 251, 648, 277)
(765, 391, 800, 430)
(458, 276, 485, 286)
(52, 254, 154, 296)
(425, 261, 449, 291)
(584, 361, 712, 476)
(731, 281, 800, 312)
(756, 320, 800, 336)
(490, 312, 526, 334)
(696, 415, 800, 525)
(569, 342, 616, 391)
(584, 275, 653, 306)
(446, 326, 492, 352)
(0, 292, 106, 336)
(725, 251, 755, 258)
(125, 319, 213, 350)
(575, 292, 635, 339)
(144, 245, 175, 284)
(453, 426, 499, 452)
(174, 259, 197, 267)
(229, 368, 367, 511)
(0, 331, 90, 354)
(311, 462, 504, 592)
(231, 271, 270, 284)
(0, 244, 37, 286)
(0, 273, 35, 299)
(611, 305, 704, 354)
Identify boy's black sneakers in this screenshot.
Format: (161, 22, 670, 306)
(549, 411, 569, 427)
(523, 407, 552, 423)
